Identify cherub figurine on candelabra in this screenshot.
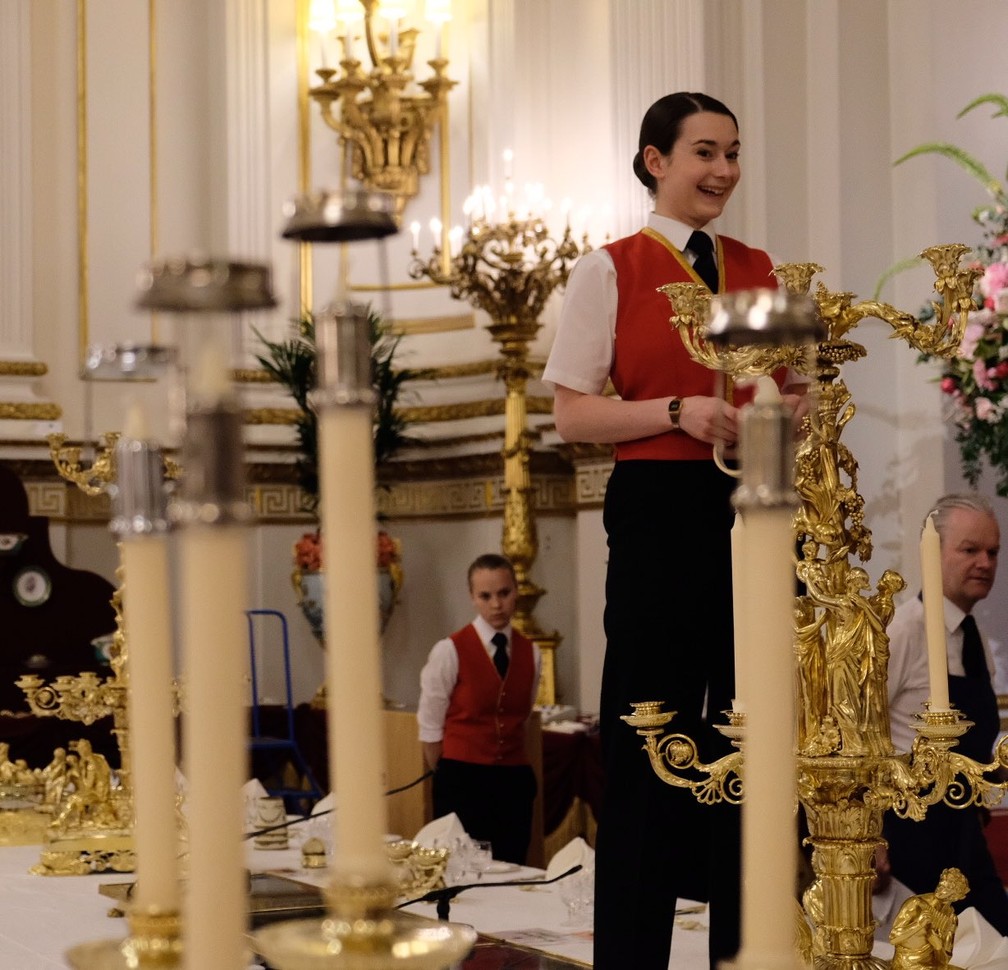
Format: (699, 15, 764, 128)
(623, 243, 1008, 970)
(409, 196, 589, 703)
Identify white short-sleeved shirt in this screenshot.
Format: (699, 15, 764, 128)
(542, 214, 707, 394)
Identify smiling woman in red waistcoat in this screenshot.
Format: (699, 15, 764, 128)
(543, 92, 805, 970)
(417, 553, 541, 865)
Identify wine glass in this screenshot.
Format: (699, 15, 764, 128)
(469, 840, 493, 880)
(558, 870, 586, 925)
(441, 835, 473, 885)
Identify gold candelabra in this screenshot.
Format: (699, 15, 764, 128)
(48, 433, 122, 496)
(623, 244, 1008, 969)
(307, 0, 455, 221)
(409, 204, 589, 704)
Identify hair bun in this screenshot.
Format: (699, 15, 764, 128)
(632, 151, 653, 190)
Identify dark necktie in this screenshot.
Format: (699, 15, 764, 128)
(491, 632, 509, 679)
(687, 230, 719, 293)
(960, 614, 988, 680)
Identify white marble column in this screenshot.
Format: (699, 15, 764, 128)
(0, 1, 62, 438)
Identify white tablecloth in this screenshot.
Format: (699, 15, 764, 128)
(0, 836, 996, 969)
(0, 844, 130, 970)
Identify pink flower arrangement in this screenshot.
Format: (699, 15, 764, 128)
(906, 94, 1008, 493)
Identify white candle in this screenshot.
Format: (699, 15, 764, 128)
(409, 221, 420, 253)
(122, 535, 178, 911)
(180, 527, 248, 970)
(318, 406, 390, 880)
(180, 338, 248, 970)
(119, 401, 178, 913)
(730, 512, 747, 713)
(190, 337, 231, 403)
(921, 515, 950, 711)
(738, 506, 797, 960)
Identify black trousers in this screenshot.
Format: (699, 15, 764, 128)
(432, 758, 537, 865)
(594, 460, 740, 970)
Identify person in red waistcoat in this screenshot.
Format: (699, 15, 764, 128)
(543, 92, 806, 969)
(417, 553, 541, 865)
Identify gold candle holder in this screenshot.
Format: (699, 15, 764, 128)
(409, 202, 589, 704)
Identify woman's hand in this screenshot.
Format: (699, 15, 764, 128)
(679, 396, 739, 446)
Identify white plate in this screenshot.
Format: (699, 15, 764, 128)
(485, 861, 520, 874)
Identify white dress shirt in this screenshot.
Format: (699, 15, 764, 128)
(417, 615, 542, 743)
(887, 594, 997, 753)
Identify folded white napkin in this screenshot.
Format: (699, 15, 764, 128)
(312, 791, 337, 816)
(544, 721, 587, 734)
(952, 907, 1008, 969)
(546, 836, 595, 880)
(414, 812, 467, 848)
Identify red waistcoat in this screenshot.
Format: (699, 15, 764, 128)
(607, 230, 779, 462)
(442, 624, 535, 765)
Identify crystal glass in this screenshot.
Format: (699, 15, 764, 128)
(469, 839, 493, 880)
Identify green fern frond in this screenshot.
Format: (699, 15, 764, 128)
(893, 143, 1004, 200)
(957, 93, 1008, 121)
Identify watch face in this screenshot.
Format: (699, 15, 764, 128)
(13, 567, 51, 607)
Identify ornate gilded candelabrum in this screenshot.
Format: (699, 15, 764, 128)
(623, 244, 1008, 969)
(17, 450, 134, 875)
(307, 0, 456, 221)
(409, 197, 589, 704)
(48, 433, 122, 496)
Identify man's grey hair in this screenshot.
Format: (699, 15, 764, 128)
(927, 493, 997, 541)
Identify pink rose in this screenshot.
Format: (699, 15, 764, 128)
(940, 376, 958, 394)
(979, 262, 1008, 309)
(958, 312, 991, 359)
(974, 358, 997, 390)
(975, 397, 998, 422)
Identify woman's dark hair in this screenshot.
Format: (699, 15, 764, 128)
(632, 92, 738, 192)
